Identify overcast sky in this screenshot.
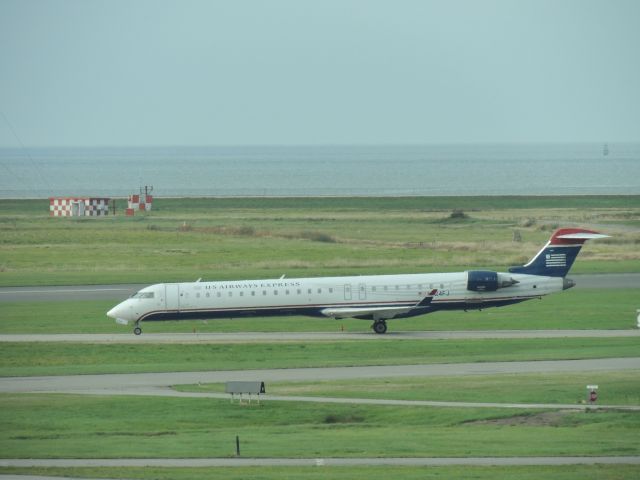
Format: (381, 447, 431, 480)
(0, 0, 639, 147)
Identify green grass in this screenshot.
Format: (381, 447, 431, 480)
(176, 371, 640, 406)
(3, 195, 640, 215)
(1, 393, 639, 459)
(1, 196, 638, 286)
(1, 465, 639, 480)
(2, 337, 638, 377)
(1, 196, 639, 477)
(146, 195, 640, 211)
(1, 288, 638, 334)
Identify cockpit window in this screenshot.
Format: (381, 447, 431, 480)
(132, 292, 154, 299)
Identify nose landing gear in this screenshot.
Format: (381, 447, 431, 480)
(133, 323, 142, 336)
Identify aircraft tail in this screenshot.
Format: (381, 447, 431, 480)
(509, 228, 608, 277)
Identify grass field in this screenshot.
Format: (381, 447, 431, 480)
(2, 337, 639, 377)
(1, 196, 639, 479)
(1, 393, 639, 459)
(1, 196, 639, 286)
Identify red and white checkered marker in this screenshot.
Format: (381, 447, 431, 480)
(49, 197, 110, 217)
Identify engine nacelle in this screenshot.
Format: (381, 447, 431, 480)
(467, 270, 519, 292)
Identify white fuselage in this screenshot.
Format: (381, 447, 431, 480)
(107, 271, 564, 325)
(106, 227, 605, 334)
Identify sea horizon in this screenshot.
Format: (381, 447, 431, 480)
(1, 142, 639, 199)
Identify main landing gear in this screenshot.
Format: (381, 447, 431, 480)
(372, 320, 387, 335)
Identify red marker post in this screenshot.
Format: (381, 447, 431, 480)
(587, 385, 598, 405)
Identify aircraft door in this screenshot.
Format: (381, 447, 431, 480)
(344, 284, 352, 300)
(358, 283, 367, 300)
(165, 284, 180, 311)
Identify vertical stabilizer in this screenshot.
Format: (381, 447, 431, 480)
(509, 228, 608, 277)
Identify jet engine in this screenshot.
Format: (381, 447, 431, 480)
(466, 270, 519, 292)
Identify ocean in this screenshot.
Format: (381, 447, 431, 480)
(0, 143, 638, 198)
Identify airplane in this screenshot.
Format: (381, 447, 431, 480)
(107, 228, 608, 335)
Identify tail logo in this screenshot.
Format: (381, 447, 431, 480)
(545, 253, 567, 267)
(510, 228, 608, 277)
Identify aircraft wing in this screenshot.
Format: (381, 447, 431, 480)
(321, 305, 416, 320)
(320, 289, 438, 320)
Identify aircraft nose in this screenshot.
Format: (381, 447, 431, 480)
(107, 302, 131, 322)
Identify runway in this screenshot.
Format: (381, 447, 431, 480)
(3, 357, 639, 395)
(2, 329, 639, 344)
(1, 273, 639, 302)
(0, 284, 141, 302)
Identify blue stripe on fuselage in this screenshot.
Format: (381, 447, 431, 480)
(138, 296, 536, 322)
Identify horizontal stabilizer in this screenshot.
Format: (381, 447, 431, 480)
(556, 232, 610, 240)
(549, 228, 609, 246)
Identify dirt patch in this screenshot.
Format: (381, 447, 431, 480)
(465, 410, 574, 427)
(324, 413, 365, 424)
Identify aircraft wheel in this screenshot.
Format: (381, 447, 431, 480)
(372, 320, 387, 334)
(133, 326, 142, 336)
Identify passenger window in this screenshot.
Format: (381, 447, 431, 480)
(285, 290, 290, 295)
(308, 289, 312, 294)
(228, 292, 233, 297)
(372, 286, 377, 292)
(274, 290, 278, 295)
(317, 288, 322, 294)
(240, 292, 244, 297)
(297, 289, 302, 295)
(206, 292, 210, 298)
(251, 291, 255, 296)
(217, 292, 221, 298)
(263, 291, 267, 296)
(196, 293, 200, 298)
(329, 288, 333, 293)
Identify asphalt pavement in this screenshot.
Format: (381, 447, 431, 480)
(0, 284, 141, 302)
(2, 357, 639, 395)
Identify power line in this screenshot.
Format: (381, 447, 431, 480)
(0, 109, 50, 195)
